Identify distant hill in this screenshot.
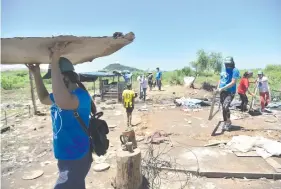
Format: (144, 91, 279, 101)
(103, 63, 142, 72)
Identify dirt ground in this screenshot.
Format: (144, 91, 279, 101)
(1, 85, 281, 189)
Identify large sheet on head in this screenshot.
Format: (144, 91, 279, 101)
(1, 32, 135, 65)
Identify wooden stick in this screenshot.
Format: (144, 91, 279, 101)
(29, 70, 37, 115)
(249, 82, 258, 111)
(208, 91, 218, 120)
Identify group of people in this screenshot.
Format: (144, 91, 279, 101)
(122, 67, 163, 127)
(137, 67, 163, 101)
(27, 44, 272, 189)
(237, 70, 270, 113)
(217, 56, 271, 131)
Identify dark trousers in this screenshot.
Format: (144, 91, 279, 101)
(142, 88, 147, 101)
(156, 79, 162, 91)
(239, 93, 248, 112)
(54, 152, 93, 189)
(220, 91, 234, 121)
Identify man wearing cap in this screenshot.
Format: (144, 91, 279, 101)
(257, 71, 271, 112)
(26, 43, 94, 189)
(217, 56, 240, 131)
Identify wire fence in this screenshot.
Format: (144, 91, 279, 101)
(1, 105, 32, 131)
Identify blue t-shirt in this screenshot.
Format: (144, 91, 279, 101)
(219, 67, 240, 93)
(50, 88, 91, 160)
(123, 73, 132, 83)
(156, 71, 162, 80)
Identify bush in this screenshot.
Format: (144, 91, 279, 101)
(181, 67, 192, 76)
(1, 76, 14, 90)
(1, 71, 29, 90)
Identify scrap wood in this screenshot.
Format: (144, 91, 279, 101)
(204, 140, 228, 147)
(249, 82, 258, 111)
(208, 91, 219, 120)
(1, 32, 135, 65)
(234, 151, 260, 157)
(265, 157, 281, 173)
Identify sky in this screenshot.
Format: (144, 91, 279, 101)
(1, 0, 281, 72)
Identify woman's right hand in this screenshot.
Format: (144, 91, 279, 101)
(25, 64, 41, 75)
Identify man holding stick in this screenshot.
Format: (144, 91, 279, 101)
(216, 56, 240, 131)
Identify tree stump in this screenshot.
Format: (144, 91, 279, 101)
(115, 148, 142, 189)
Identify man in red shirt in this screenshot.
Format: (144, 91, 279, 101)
(237, 71, 255, 112)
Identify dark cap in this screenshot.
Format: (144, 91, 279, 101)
(43, 57, 75, 79)
(224, 56, 235, 64)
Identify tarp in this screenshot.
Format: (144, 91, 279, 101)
(79, 71, 117, 82)
(1, 32, 135, 65)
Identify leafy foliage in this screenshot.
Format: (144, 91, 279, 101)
(190, 49, 223, 73)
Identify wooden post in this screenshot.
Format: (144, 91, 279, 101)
(208, 91, 217, 120)
(93, 81, 96, 95)
(114, 148, 142, 189)
(29, 70, 37, 115)
(4, 110, 7, 126)
(249, 82, 258, 111)
(28, 105, 31, 117)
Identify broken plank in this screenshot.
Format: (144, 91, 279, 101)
(204, 140, 228, 147)
(265, 157, 281, 173)
(1, 126, 10, 133)
(234, 151, 260, 157)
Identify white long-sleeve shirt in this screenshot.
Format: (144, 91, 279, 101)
(257, 76, 269, 93)
(141, 78, 148, 89)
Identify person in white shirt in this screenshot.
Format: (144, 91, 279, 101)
(141, 75, 148, 102)
(137, 75, 143, 99)
(257, 71, 270, 112)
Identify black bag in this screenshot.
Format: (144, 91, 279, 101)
(74, 111, 109, 156)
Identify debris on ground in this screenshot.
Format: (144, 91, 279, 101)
(265, 119, 277, 123)
(100, 104, 115, 110)
(136, 136, 145, 142)
(145, 131, 171, 144)
(266, 102, 281, 109)
(174, 97, 202, 109)
(105, 100, 117, 105)
(202, 82, 216, 92)
(93, 163, 110, 172)
(204, 140, 228, 147)
(226, 135, 281, 158)
(108, 125, 117, 129)
(22, 170, 44, 180)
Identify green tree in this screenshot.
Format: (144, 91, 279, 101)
(181, 66, 192, 76)
(209, 52, 223, 73)
(196, 49, 209, 71)
(190, 50, 223, 74)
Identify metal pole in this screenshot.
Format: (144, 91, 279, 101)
(29, 70, 37, 115)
